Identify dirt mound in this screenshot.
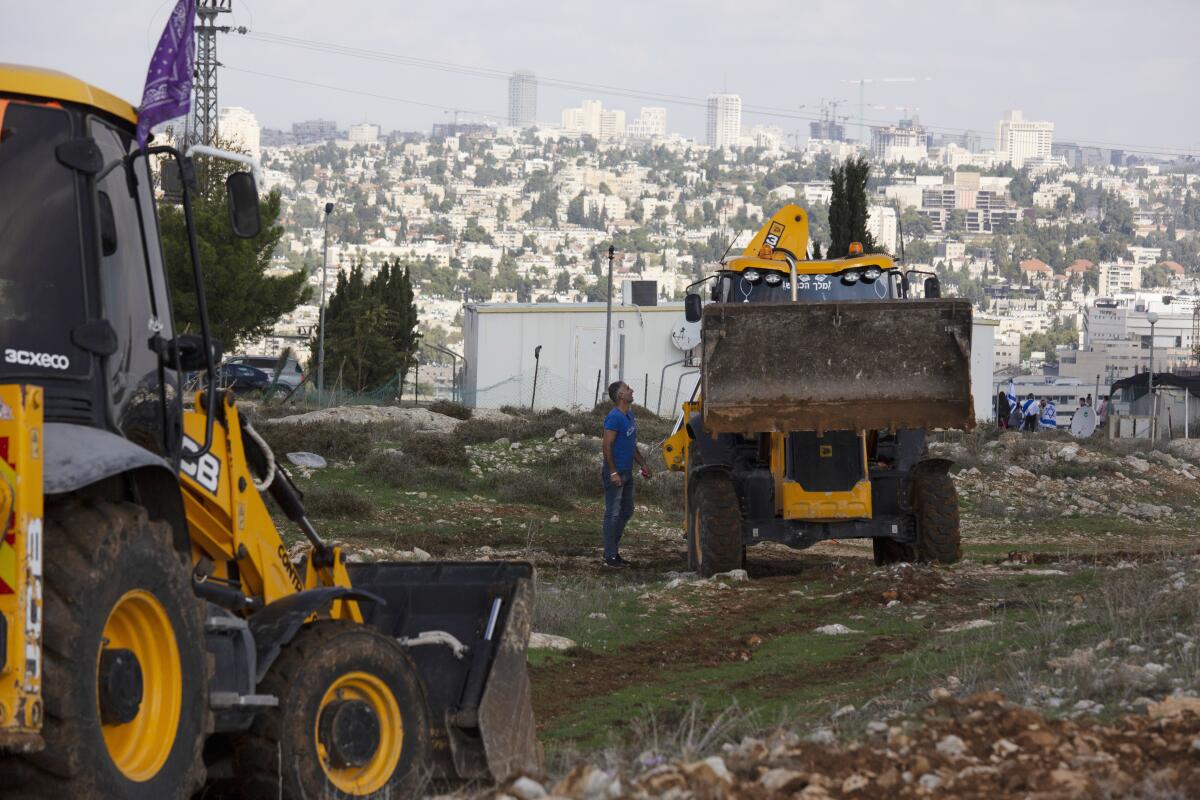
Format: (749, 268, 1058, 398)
(261, 404, 515, 432)
(500, 692, 1200, 798)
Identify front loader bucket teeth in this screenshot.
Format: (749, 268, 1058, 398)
(701, 299, 974, 433)
(347, 561, 542, 783)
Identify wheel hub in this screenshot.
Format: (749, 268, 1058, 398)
(318, 699, 380, 768)
(98, 647, 144, 725)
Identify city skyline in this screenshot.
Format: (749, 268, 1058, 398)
(6, 0, 1199, 158)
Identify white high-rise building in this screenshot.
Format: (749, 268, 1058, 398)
(560, 100, 625, 140)
(867, 205, 899, 255)
(219, 106, 260, 159)
(706, 93, 741, 148)
(348, 123, 380, 144)
(508, 71, 537, 128)
(627, 107, 667, 139)
(995, 110, 1053, 169)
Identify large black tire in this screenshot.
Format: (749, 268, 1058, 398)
(912, 470, 962, 564)
(687, 474, 744, 578)
(3, 500, 209, 799)
(235, 620, 432, 800)
(873, 471, 962, 566)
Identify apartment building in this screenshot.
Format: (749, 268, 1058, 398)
(996, 110, 1053, 169)
(706, 93, 742, 149)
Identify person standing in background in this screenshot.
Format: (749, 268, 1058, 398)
(600, 381, 651, 568)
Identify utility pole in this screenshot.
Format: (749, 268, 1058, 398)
(192, 1, 245, 145)
(317, 202, 334, 402)
(603, 245, 615, 393)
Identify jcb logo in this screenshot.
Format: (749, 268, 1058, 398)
(181, 436, 221, 494)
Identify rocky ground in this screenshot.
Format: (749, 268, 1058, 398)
(254, 403, 1200, 799)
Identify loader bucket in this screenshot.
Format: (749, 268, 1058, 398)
(700, 299, 974, 433)
(347, 561, 541, 783)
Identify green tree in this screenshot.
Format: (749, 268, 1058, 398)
(160, 156, 309, 349)
(313, 260, 419, 392)
(826, 156, 877, 257)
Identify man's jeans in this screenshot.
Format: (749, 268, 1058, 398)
(601, 468, 635, 560)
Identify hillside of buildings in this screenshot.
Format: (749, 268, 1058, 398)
(210, 103, 1200, 431)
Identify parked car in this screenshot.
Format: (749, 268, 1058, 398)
(226, 353, 305, 389)
(217, 363, 272, 394)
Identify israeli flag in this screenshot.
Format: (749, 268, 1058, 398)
(1041, 400, 1057, 428)
(1006, 379, 1018, 416)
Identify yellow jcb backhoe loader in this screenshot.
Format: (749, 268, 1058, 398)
(0, 64, 539, 798)
(662, 204, 974, 576)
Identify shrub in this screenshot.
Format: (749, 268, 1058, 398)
(427, 400, 472, 420)
(259, 420, 376, 462)
(487, 470, 573, 509)
(453, 417, 510, 445)
(401, 432, 469, 468)
(303, 486, 374, 518)
(362, 451, 418, 487)
(637, 470, 685, 511)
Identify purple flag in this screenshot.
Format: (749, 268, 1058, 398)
(136, 0, 196, 148)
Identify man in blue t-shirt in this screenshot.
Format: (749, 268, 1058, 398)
(601, 380, 650, 568)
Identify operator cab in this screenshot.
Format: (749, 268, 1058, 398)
(716, 252, 901, 304)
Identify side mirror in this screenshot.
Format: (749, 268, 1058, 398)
(924, 275, 941, 299)
(684, 293, 703, 323)
(226, 171, 261, 238)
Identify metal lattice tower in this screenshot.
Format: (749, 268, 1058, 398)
(193, 0, 233, 146)
(1192, 303, 1200, 365)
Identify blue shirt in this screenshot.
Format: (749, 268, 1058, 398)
(604, 407, 638, 472)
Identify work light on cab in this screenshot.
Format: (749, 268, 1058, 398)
(863, 267, 882, 281)
(742, 269, 762, 282)
(842, 270, 861, 284)
(763, 272, 783, 285)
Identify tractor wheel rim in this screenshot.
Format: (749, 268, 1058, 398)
(316, 671, 404, 794)
(99, 589, 182, 782)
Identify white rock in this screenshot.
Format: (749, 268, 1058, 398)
(993, 738, 1020, 756)
(711, 569, 749, 582)
(814, 624, 862, 635)
(1124, 455, 1151, 473)
(528, 632, 576, 650)
(936, 734, 967, 757)
(807, 727, 836, 745)
(831, 704, 856, 719)
(1005, 465, 1034, 478)
(940, 619, 995, 633)
(510, 442, 522, 450)
(510, 776, 547, 799)
(555, 428, 568, 439)
(918, 773, 942, 791)
(549, 515, 560, 523)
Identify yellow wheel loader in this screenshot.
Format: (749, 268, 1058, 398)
(662, 204, 973, 577)
(0, 65, 539, 798)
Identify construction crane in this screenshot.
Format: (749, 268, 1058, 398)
(839, 77, 932, 145)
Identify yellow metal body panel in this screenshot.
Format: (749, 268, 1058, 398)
(0, 63, 136, 126)
(772, 430, 871, 519)
(181, 393, 357, 617)
(0, 385, 45, 750)
(725, 252, 896, 276)
(740, 203, 810, 259)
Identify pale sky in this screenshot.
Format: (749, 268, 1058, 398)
(4, 0, 1199, 157)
